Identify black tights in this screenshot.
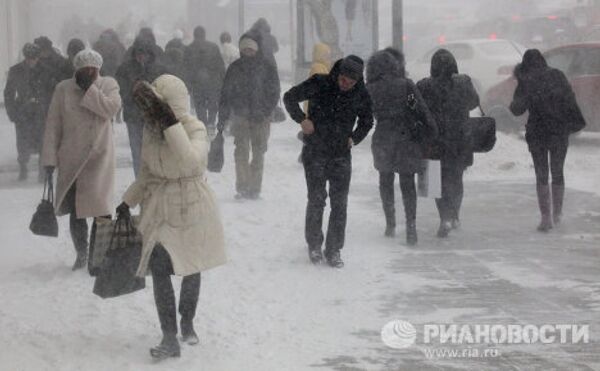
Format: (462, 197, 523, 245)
(379, 172, 417, 226)
(530, 139, 568, 186)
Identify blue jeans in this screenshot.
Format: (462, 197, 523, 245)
(125, 121, 144, 177)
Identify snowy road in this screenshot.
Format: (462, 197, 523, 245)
(0, 116, 599, 370)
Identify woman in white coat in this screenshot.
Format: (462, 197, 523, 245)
(41, 49, 122, 270)
(118, 74, 226, 360)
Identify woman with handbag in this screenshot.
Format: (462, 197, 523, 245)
(118, 75, 226, 360)
(366, 49, 437, 245)
(510, 49, 585, 232)
(417, 49, 480, 238)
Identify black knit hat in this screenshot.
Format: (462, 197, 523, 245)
(340, 55, 364, 81)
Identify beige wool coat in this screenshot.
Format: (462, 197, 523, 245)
(122, 75, 226, 277)
(41, 77, 122, 218)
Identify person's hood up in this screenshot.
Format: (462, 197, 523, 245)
(132, 38, 156, 62)
(138, 27, 157, 45)
(367, 50, 401, 84)
(329, 57, 365, 92)
(430, 49, 458, 79)
(312, 43, 331, 67)
(152, 74, 191, 121)
(252, 18, 271, 33)
(67, 38, 85, 60)
(520, 49, 548, 75)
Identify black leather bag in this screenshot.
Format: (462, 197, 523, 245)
(29, 176, 58, 237)
(463, 108, 497, 153)
(406, 85, 441, 160)
(92, 214, 145, 299)
(207, 131, 225, 173)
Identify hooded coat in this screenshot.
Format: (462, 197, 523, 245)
(183, 35, 226, 97)
(122, 75, 226, 277)
(116, 39, 168, 124)
(367, 51, 437, 174)
(218, 36, 280, 125)
(283, 58, 374, 158)
(417, 49, 479, 168)
(41, 76, 122, 218)
(249, 18, 279, 68)
(304, 43, 332, 114)
(93, 30, 126, 77)
(510, 49, 584, 147)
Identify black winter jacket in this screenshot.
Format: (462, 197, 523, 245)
(510, 66, 584, 144)
(367, 51, 437, 174)
(116, 40, 168, 124)
(218, 54, 280, 125)
(284, 59, 374, 158)
(3, 61, 51, 123)
(183, 38, 226, 95)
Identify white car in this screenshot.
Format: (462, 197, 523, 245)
(406, 39, 526, 95)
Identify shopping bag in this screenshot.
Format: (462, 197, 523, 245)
(207, 131, 224, 173)
(92, 214, 145, 298)
(417, 160, 442, 199)
(29, 175, 58, 237)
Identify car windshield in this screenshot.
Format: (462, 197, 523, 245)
(478, 41, 522, 58)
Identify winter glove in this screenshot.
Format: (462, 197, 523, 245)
(116, 202, 130, 219)
(152, 99, 178, 130)
(75, 68, 98, 91)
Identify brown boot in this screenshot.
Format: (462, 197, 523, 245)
(552, 184, 564, 226)
(536, 184, 553, 232)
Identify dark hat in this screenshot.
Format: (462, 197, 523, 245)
(34, 36, 53, 50)
(340, 55, 364, 81)
(22, 43, 41, 59)
(67, 38, 85, 59)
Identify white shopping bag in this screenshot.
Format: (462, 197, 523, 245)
(417, 160, 442, 199)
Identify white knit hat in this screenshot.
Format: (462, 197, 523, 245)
(73, 49, 103, 70)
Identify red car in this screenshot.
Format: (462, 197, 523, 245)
(482, 43, 600, 132)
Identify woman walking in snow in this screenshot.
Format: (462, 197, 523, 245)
(118, 74, 226, 360)
(510, 49, 585, 231)
(367, 49, 437, 245)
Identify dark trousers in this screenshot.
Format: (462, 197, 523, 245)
(125, 121, 143, 177)
(529, 137, 568, 186)
(379, 172, 417, 227)
(303, 154, 351, 255)
(150, 245, 201, 337)
(193, 90, 218, 130)
(436, 162, 464, 222)
(62, 185, 89, 255)
(14, 119, 43, 167)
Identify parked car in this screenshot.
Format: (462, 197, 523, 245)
(407, 39, 525, 95)
(483, 43, 600, 133)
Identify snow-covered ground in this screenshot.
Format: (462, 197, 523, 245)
(0, 112, 599, 370)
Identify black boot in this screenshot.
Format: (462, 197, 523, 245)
(406, 221, 418, 246)
(435, 199, 451, 238)
(308, 246, 323, 264)
(552, 184, 564, 226)
(180, 320, 199, 345)
(150, 334, 180, 360)
(379, 172, 396, 237)
(536, 184, 553, 232)
(325, 250, 344, 268)
(69, 213, 89, 271)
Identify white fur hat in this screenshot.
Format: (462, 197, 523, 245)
(73, 49, 103, 70)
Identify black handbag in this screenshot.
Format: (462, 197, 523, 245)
(406, 85, 441, 160)
(207, 131, 225, 173)
(92, 214, 145, 299)
(463, 107, 497, 153)
(29, 175, 58, 237)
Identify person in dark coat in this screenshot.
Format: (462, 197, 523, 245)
(64, 38, 86, 78)
(34, 36, 71, 84)
(3, 43, 49, 181)
(284, 55, 374, 268)
(116, 38, 168, 176)
(217, 34, 280, 200)
(248, 18, 279, 69)
(93, 29, 126, 77)
(184, 26, 226, 134)
(124, 27, 165, 63)
(510, 49, 585, 232)
(165, 29, 186, 54)
(417, 49, 479, 238)
(367, 49, 437, 245)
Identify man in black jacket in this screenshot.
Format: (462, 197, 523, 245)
(283, 55, 373, 268)
(4, 43, 50, 181)
(218, 34, 280, 200)
(116, 38, 168, 176)
(184, 26, 226, 134)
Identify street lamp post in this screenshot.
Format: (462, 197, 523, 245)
(392, 0, 403, 51)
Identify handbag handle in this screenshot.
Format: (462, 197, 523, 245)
(479, 105, 486, 117)
(108, 213, 137, 250)
(43, 174, 54, 204)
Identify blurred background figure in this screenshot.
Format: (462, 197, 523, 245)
(93, 29, 127, 78)
(219, 31, 239, 69)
